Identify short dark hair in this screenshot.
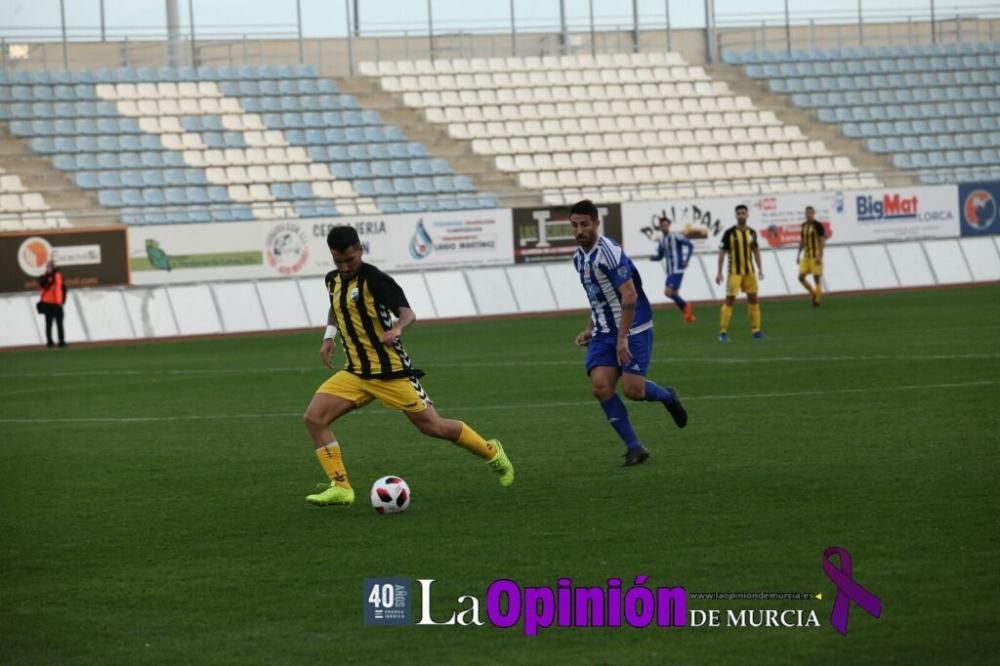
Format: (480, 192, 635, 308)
(659, 215, 672, 224)
(735, 204, 749, 213)
(569, 199, 599, 220)
(327, 225, 361, 252)
(805, 205, 815, 211)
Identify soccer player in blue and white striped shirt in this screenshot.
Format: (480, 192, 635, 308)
(569, 200, 688, 467)
(651, 216, 696, 323)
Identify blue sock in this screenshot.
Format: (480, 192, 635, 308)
(643, 380, 675, 405)
(600, 395, 641, 450)
(671, 294, 687, 310)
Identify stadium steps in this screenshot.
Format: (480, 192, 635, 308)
(332, 75, 540, 207)
(0, 122, 112, 227)
(704, 62, 916, 187)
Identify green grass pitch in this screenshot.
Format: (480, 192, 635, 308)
(1, 285, 998, 664)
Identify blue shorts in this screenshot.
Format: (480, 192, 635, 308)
(585, 329, 653, 376)
(665, 272, 685, 290)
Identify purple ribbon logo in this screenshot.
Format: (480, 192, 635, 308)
(823, 546, 883, 635)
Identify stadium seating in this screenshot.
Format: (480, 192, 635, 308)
(360, 52, 879, 204)
(724, 42, 1000, 184)
(0, 65, 497, 224)
(0, 167, 69, 231)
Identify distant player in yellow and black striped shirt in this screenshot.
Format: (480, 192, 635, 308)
(714, 204, 766, 341)
(796, 206, 825, 307)
(302, 226, 513, 507)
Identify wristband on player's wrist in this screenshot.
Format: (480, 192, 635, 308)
(324, 325, 338, 341)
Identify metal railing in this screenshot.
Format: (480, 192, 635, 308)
(1, 2, 998, 75)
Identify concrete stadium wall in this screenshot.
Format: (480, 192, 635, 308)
(2, 236, 998, 349)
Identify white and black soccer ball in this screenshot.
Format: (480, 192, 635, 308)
(370, 476, 411, 514)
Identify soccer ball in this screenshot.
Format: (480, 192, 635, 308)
(370, 476, 410, 514)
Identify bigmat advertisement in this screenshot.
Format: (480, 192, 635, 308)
(0, 226, 129, 293)
(127, 210, 514, 285)
(622, 186, 959, 255)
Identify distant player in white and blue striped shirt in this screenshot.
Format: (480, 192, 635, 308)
(651, 216, 696, 323)
(569, 200, 688, 467)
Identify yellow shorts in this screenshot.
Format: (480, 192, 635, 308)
(726, 273, 759, 297)
(316, 371, 430, 413)
(799, 258, 822, 276)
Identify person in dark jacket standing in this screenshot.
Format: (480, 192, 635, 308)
(38, 260, 67, 348)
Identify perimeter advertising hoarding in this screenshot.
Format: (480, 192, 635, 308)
(622, 186, 958, 256)
(957, 182, 999, 236)
(511, 203, 622, 263)
(0, 226, 129, 293)
(127, 210, 514, 285)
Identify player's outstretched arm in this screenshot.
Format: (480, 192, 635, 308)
(575, 319, 594, 346)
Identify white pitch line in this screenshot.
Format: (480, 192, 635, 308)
(0, 380, 994, 425)
(0, 353, 996, 380)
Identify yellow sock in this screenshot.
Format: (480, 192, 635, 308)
(814, 281, 822, 303)
(454, 422, 495, 460)
(720, 304, 733, 333)
(748, 303, 762, 332)
(315, 441, 351, 489)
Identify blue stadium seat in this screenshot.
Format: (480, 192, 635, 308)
(53, 153, 79, 170)
(329, 163, 351, 179)
(323, 128, 345, 144)
(413, 177, 435, 194)
(160, 169, 184, 186)
(207, 186, 230, 203)
(278, 80, 300, 95)
(411, 159, 434, 176)
(373, 179, 396, 196)
(370, 161, 392, 178)
(271, 183, 295, 200)
(390, 160, 413, 177)
(161, 187, 185, 205)
(347, 144, 370, 160)
(408, 143, 430, 158)
(122, 189, 144, 206)
(140, 152, 164, 168)
(327, 146, 349, 161)
(185, 187, 210, 205)
(75, 172, 100, 189)
(349, 162, 372, 179)
(222, 132, 246, 148)
(51, 136, 76, 153)
(393, 178, 416, 195)
(142, 188, 166, 206)
(353, 180, 376, 197)
(429, 158, 452, 175)
(365, 143, 388, 161)
(291, 182, 314, 199)
(97, 190, 124, 207)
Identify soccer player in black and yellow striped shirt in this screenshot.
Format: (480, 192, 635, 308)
(302, 226, 514, 507)
(714, 204, 766, 341)
(796, 205, 826, 307)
